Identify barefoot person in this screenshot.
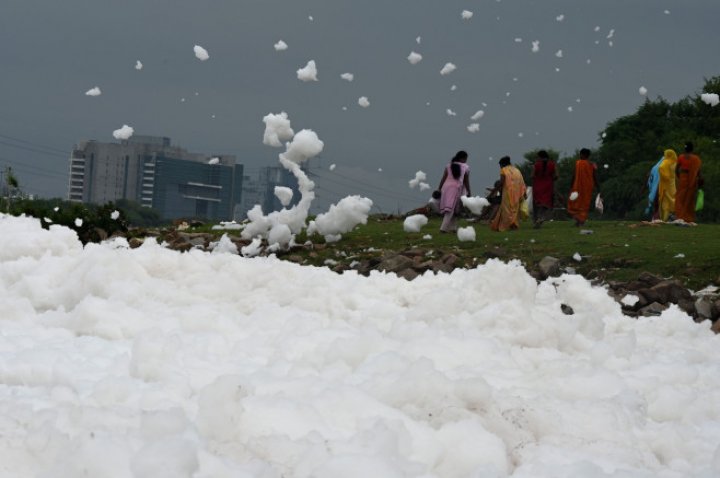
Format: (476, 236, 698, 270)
(567, 148, 600, 226)
(490, 156, 526, 231)
(437, 150, 470, 232)
(675, 142, 703, 223)
(531, 150, 558, 228)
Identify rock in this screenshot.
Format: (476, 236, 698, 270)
(561, 304, 574, 315)
(638, 302, 668, 317)
(638, 280, 691, 305)
(93, 227, 108, 241)
(396, 268, 419, 281)
(678, 299, 696, 316)
(714, 300, 720, 320)
(440, 253, 459, 266)
(287, 255, 303, 263)
(403, 248, 425, 258)
(431, 261, 454, 274)
(695, 297, 714, 320)
(377, 254, 414, 273)
(129, 237, 143, 249)
(712, 320, 720, 334)
(537, 256, 560, 279)
(169, 242, 193, 253)
(637, 271, 663, 287)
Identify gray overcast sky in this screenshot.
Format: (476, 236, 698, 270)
(1, 0, 718, 213)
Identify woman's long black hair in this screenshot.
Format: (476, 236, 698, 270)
(450, 150, 468, 179)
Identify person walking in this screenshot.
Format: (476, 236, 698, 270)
(657, 149, 678, 221)
(490, 156, 526, 231)
(675, 142, 703, 223)
(531, 150, 558, 228)
(567, 148, 600, 227)
(437, 150, 470, 233)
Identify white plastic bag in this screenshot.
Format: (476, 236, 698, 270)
(526, 186, 533, 216)
(595, 194, 604, 214)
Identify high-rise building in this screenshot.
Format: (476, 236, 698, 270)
(68, 135, 243, 221)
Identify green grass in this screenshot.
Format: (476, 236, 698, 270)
(189, 216, 720, 288)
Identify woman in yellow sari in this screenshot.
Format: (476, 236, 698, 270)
(657, 149, 677, 221)
(490, 156, 527, 231)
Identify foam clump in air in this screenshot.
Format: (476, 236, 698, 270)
(408, 171, 427, 189)
(207, 157, 220, 165)
(407, 52, 423, 64)
(461, 196, 490, 215)
(639, 86, 648, 96)
(457, 226, 476, 241)
(112, 125, 134, 140)
(340, 73, 354, 82)
(467, 123, 480, 133)
(297, 60, 318, 81)
(274, 40, 288, 51)
(194, 45, 209, 61)
(461, 10, 474, 20)
(440, 63, 457, 75)
(403, 214, 428, 233)
(274, 186, 293, 207)
(85, 86, 101, 96)
(135, 60, 143, 70)
(701, 93, 719, 107)
(262, 112, 295, 147)
(570, 191, 579, 201)
(358, 96, 370, 108)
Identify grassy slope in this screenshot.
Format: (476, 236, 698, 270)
(280, 217, 720, 289)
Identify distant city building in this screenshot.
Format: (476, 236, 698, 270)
(68, 135, 243, 221)
(239, 166, 299, 218)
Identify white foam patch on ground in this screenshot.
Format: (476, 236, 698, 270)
(403, 214, 428, 233)
(1, 215, 720, 477)
(457, 226, 476, 242)
(194, 45, 209, 61)
(112, 124, 134, 140)
(297, 60, 318, 81)
(307, 195, 373, 242)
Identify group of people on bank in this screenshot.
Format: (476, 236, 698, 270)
(647, 142, 704, 224)
(433, 142, 704, 234)
(433, 147, 601, 233)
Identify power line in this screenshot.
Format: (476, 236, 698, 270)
(0, 139, 68, 159)
(0, 133, 70, 155)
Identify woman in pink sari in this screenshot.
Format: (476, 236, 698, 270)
(437, 150, 470, 232)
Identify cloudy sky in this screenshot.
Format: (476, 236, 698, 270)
(1, 0, 718, 213)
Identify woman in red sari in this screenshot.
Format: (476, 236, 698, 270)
(675, 142, 703, 223)
(531, 150, 558, 228)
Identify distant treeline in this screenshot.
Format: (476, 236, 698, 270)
(520, 76, 720, 222)
(0, 198, 165, 243)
